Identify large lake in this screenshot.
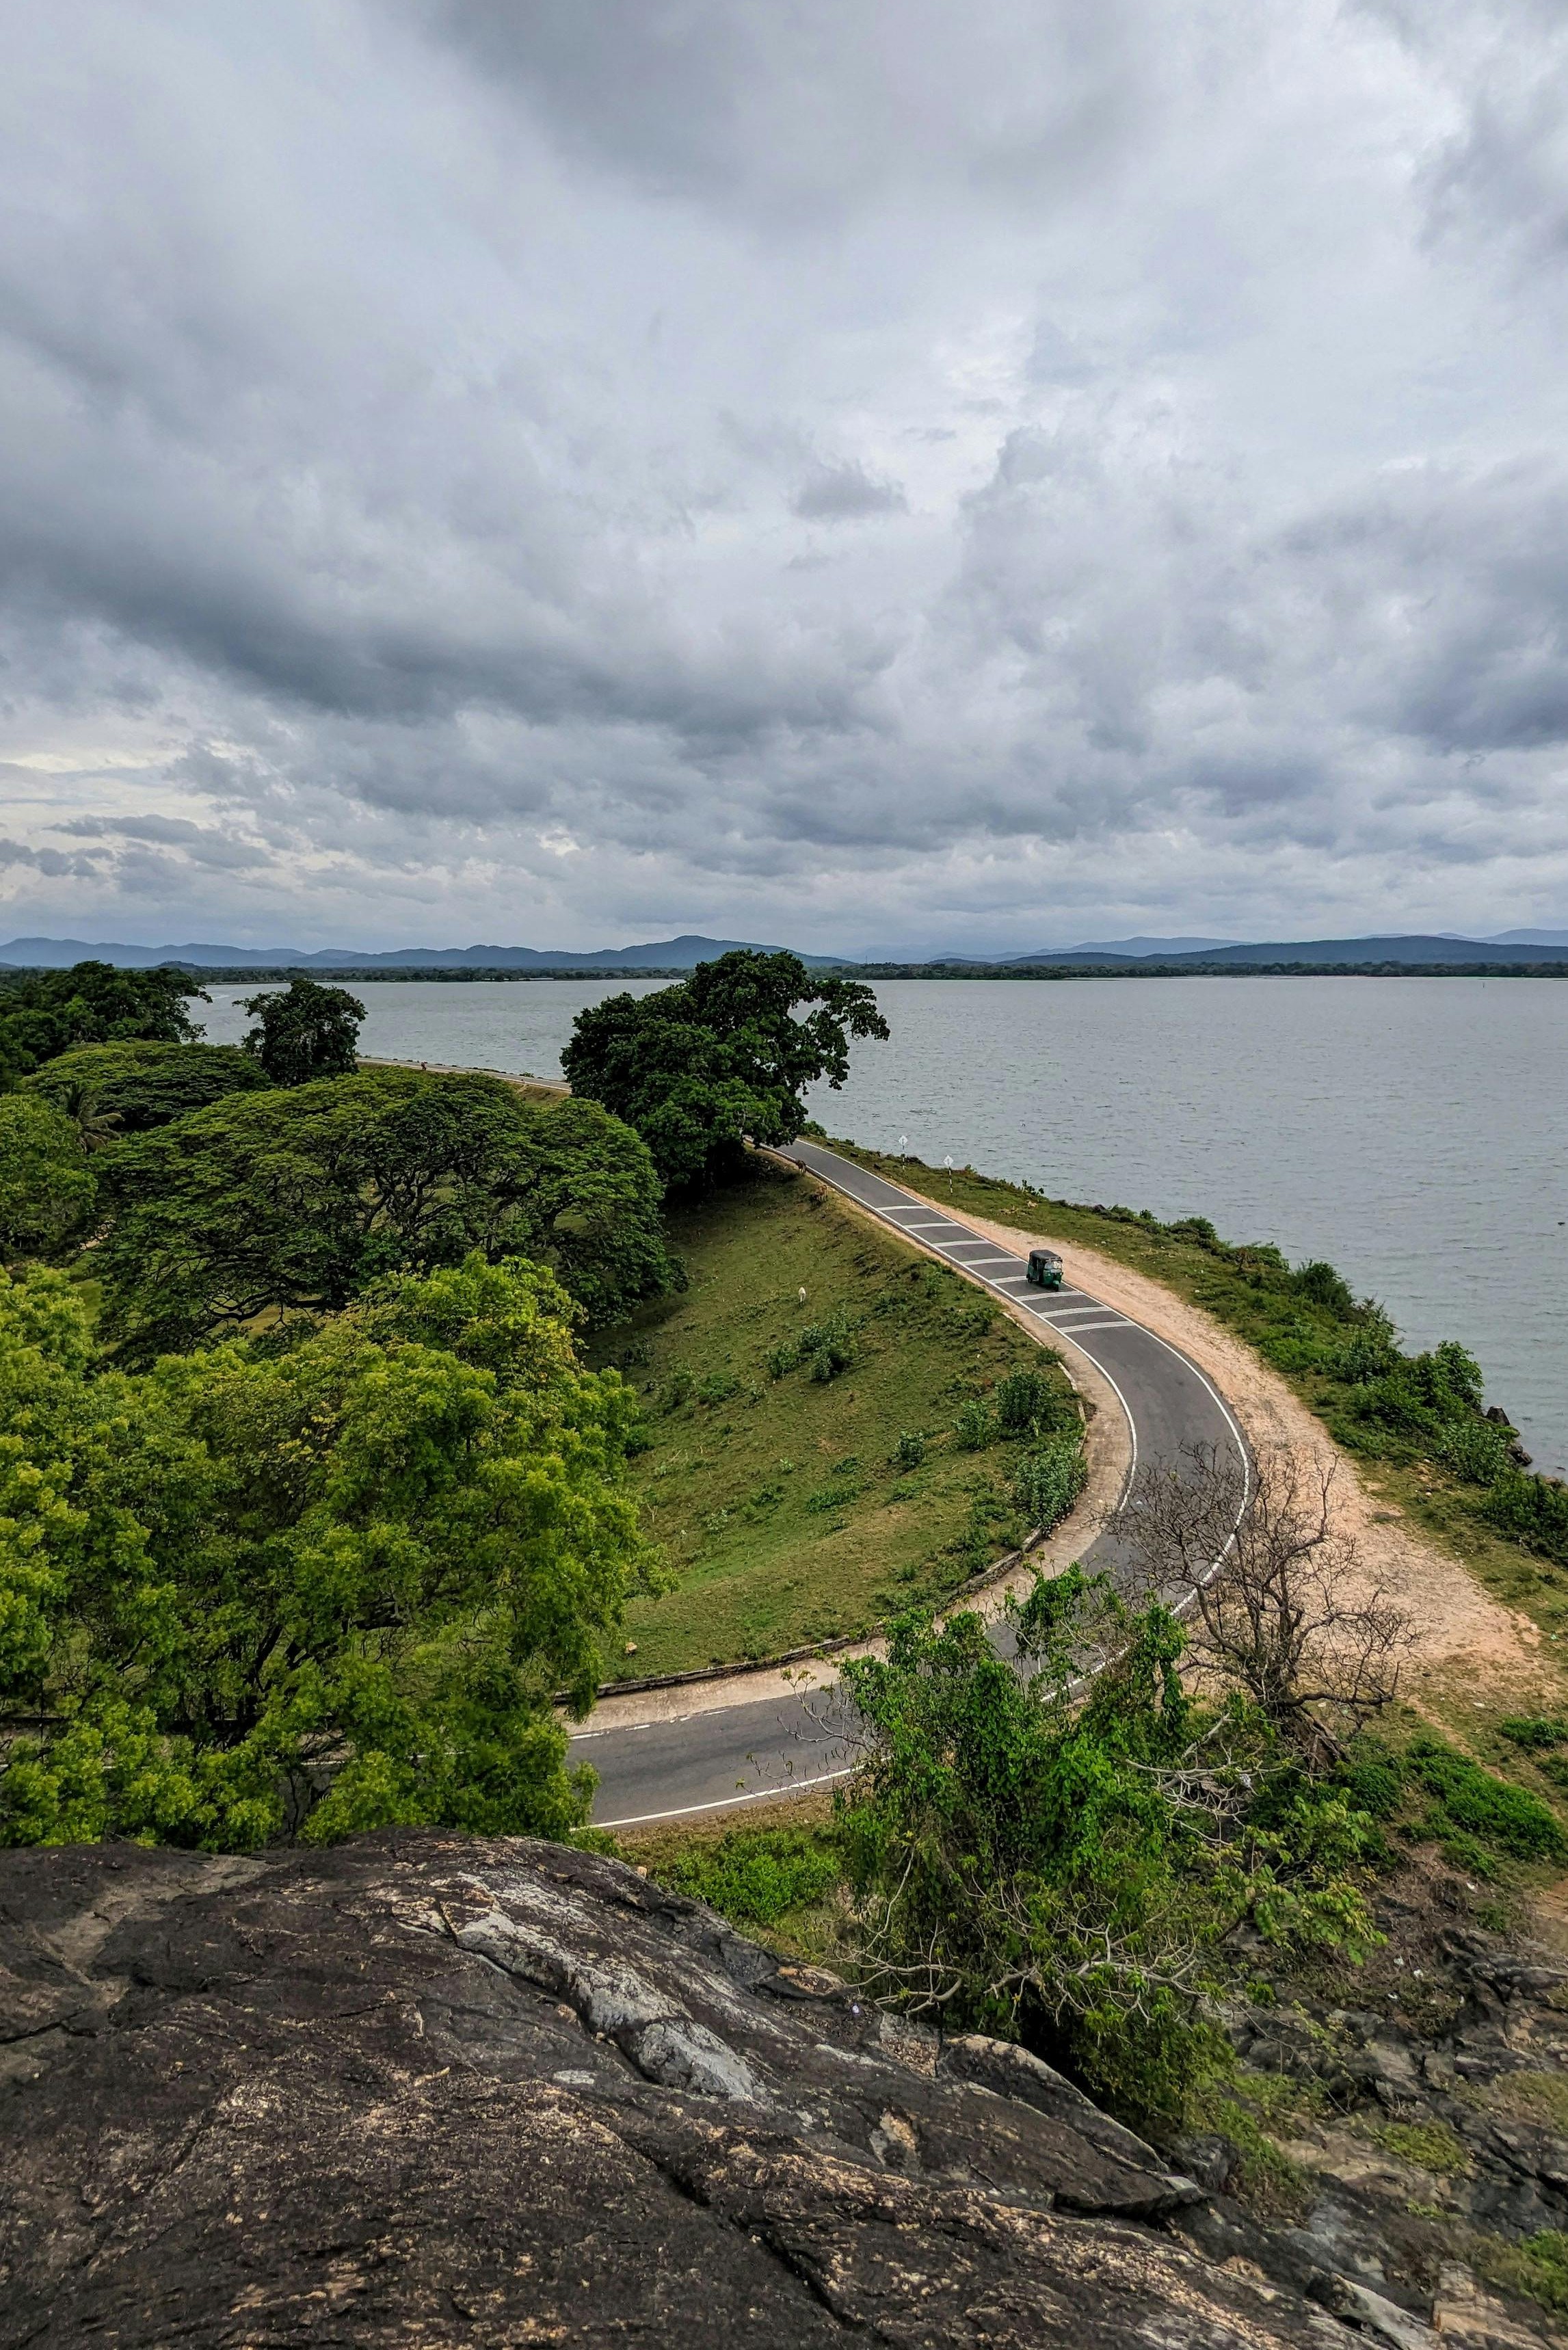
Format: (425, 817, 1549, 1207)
(196, 977, 1568, 1477)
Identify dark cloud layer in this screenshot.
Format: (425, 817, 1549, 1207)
(0, 0, 1565, 951)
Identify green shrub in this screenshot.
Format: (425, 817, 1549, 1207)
(696, 1371, 739, 1406)
(1333, 1749, 1405, 1820)
(661, 1367, 695, 1411)
(1407, 1737, 1567, 1861)
(659, 1825, 840, 1925)
(800, 1309, 856, 1382)
(1013, 1436, 1088, 1533)
(1470, 2229, 1568, 2317)
(1293, 1260, 1357, 1315)
(1369, 2119, 1470, 2176)
(953, 1398, 993, 1451)
(1436, 1417, 1511, 1486)
(1481, 1469, 1568, 1566)
(1498, 1716, 1568, 1752)
(995, 1366, 1059, 1436)
(891, 1429, 927, 1470)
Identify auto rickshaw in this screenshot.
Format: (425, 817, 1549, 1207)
(1025, 1247, 1064, 1290)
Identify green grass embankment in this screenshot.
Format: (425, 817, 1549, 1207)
(584, 1159, 1078, 1681)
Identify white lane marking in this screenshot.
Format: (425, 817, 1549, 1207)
(790, 1142, 1248, 1592)
(596, 1767, 856, 1829)
(1042, 1317, 1128, 1333)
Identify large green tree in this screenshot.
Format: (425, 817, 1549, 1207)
(96, 1067, 674, 1356)
(23, 1039, 271, 1136)
(241, 975, 365, 1084)
(0, 961, 204, 1088)
(562, 949, 890, 1187)
(0, 1096, 96, 1260)
(0, 1254, 654, 1851)
(837, 1570, 1381, 2125)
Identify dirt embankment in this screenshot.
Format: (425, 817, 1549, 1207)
(943, 1198, 1555, 1711)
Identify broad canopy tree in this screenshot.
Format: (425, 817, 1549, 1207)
(0, 1254, 654, 1851)
(0, 1096, 97, 1261)
(96, 1067, 676, 1356)
(241, 975, 365, 1085)
(23, 1039, 271, 1135)
(562, 949, 890, 1187)
(0, 960, 204, 1088)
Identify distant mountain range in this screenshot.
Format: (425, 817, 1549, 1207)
(996, 933, 1568, 968)
(0, 932, 841, 973)
(2, 928, 1567, 974)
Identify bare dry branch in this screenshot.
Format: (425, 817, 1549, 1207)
(1126, 1442, 1413, 1765)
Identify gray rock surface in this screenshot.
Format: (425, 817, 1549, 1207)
(0, 1832, 1366, 2348)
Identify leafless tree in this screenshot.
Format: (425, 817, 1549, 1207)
(1126, 1443, 1411, 1766)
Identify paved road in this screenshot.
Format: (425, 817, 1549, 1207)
(574, 1141, 1248, 1827)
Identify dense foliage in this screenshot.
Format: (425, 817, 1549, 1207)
(241, 975, 365, 1085)
(23, 1039, 270, 1135)
(96, 1068, 676, 1355)
(838, 1569, 1385, 2126)
(563, 949, 890, 1187)
(0, 1254, 654, 1851)
(0, 1097, 96, 1260)
(0, 961, 204, 1087)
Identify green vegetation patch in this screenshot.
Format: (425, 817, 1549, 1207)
(1467, 2229, 1568, 2318)
(586, 1162, 1080, 1678)
(1366, 2119, 1470, 2176)
(1404, 1736, 1567, 1862)
(617, 1808, 845, 1962)
(1477, 2070, 1568, 2134)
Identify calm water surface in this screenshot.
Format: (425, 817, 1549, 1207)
(197, 977, 1568, 1475)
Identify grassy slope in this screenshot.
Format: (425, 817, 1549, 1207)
(584, 1160, 1076, 1680)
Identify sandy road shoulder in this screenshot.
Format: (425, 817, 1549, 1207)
(937, 1199, 1552, 1704)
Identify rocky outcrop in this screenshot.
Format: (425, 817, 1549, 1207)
(1173, 1898, 1568, 2349)
(0, 1833, 1373, 2348)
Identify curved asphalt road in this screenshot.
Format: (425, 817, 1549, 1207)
(573, 1141, 1248, 1828)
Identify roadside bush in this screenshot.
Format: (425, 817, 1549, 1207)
(653, 1823, 841, 1927)
(1292, 1260, 1357, 1315)
(1480, 1470, 1568, 1566)
(1012, 1436, 1087, 1533)
(1436, 1417, 1512, 1485)
(995, 1366, 1060, 1436)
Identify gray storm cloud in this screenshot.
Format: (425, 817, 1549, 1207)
(0, 0, 1565, 951)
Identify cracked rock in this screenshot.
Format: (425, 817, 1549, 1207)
(0, 1832, 1368, 2349)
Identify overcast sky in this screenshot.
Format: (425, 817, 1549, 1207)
(2, 0, 1567, 953)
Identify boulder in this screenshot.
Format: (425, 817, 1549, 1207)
(0, 1833, 1364, 2349)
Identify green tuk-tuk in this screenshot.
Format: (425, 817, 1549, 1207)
(1026, 1248, 1064, 1290)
